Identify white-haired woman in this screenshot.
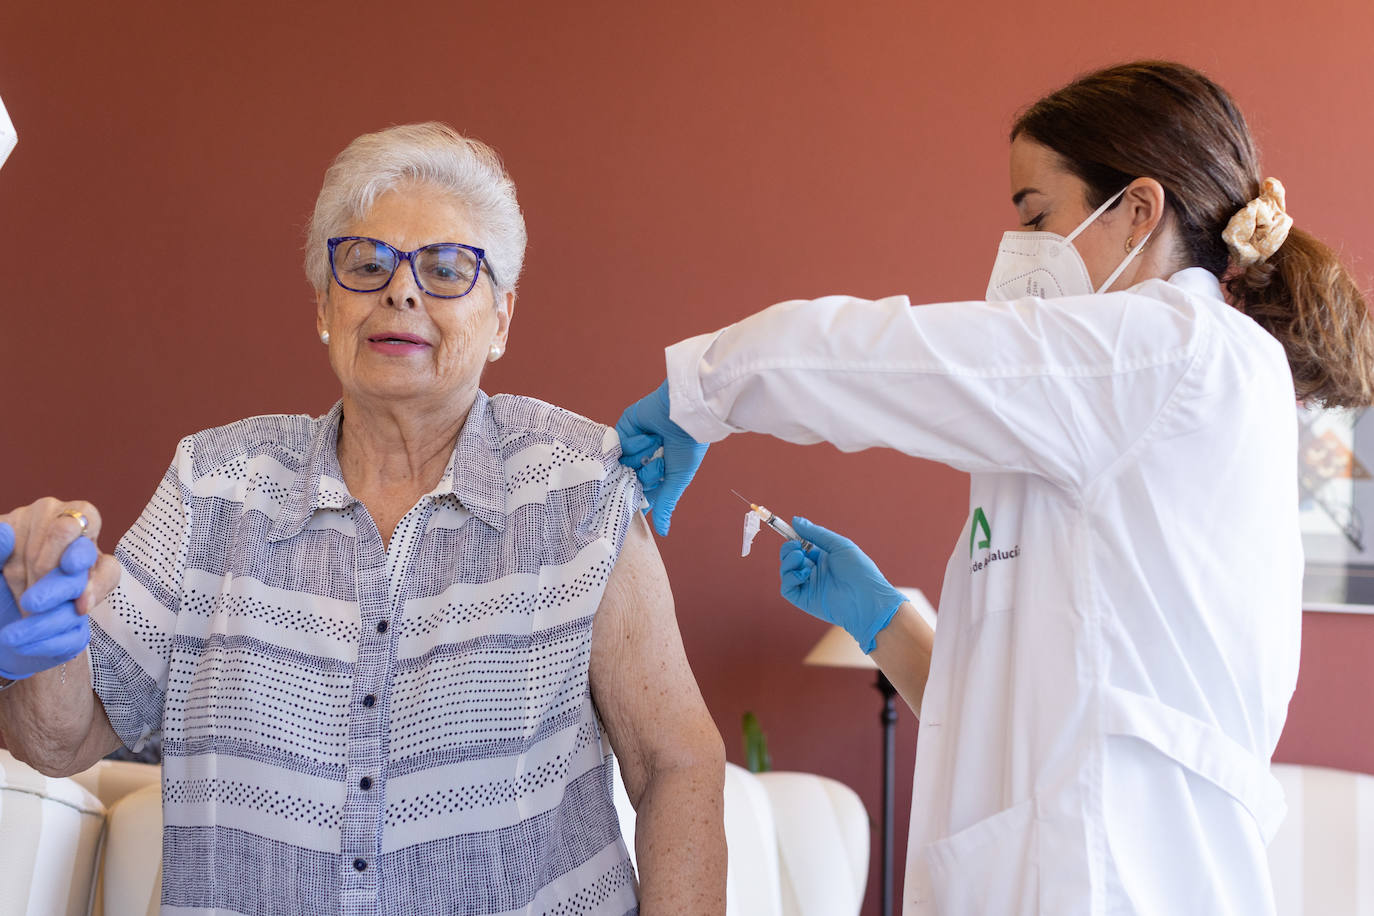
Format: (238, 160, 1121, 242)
(0, 123, 726, 915)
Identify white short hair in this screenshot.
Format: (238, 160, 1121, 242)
(305, 123, 526, 298)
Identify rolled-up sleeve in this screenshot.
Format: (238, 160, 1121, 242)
(589, 427, 648, 558)
(89, 437, 194, 751)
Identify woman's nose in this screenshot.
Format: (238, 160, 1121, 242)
(384, 260, 422, 309)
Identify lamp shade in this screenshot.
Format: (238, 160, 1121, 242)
(802, 587, 937, 669)
(803, 624, 876, 669)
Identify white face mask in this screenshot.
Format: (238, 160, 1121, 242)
(985, 186, 1152, 301)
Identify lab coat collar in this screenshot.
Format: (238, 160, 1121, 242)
(1163, 266, 1225, 301)
(267, 391, 507, 542)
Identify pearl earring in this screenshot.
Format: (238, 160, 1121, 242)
(488, 343, 504, 361)
(320, 331, 330, 345)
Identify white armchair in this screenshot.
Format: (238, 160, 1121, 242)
(3, 750, 867, 916)
(0, 750, 162, 916)
(1269, 762, 1374, 915)
(752, 770, 870, 915)
(0, 750, 106, 916)
(613, 760, 870, 916)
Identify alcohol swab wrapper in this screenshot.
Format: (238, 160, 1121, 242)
(742, 509, 762, 556)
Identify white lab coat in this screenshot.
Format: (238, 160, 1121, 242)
(664, 268, 1300, 915)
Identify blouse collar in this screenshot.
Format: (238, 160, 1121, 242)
(267, 391, 507, 542)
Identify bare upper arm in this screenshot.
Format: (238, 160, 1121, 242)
(589, 512, 723, 806)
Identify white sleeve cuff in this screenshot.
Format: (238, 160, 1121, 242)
(665, 329, 739, 443)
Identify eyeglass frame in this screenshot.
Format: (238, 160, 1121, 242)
(326, 236, 499, 299)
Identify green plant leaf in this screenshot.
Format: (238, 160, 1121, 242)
(741, 711, 772, 773)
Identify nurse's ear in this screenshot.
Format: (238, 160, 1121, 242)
(1098, 177, 1181, 292)
(1120, 178, 1167, 246)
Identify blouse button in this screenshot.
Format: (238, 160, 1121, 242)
(376, 620, 389, 634)
(360, 776, 372, 790)
(353, 858, 367, 872)
(362, 695, 376, 708)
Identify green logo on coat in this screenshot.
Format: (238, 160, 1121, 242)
(969, 507, 991, 557)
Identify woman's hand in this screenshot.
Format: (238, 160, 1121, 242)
(0, 502, 125, 774)
(778, 516, 908, 653)
(1, 498, 120, 614)
(615, 380, 710, 536)
(0, 524, 95, 680)
(2, 498, 102, 601)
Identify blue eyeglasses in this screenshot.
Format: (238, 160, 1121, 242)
(327, 236, 498, 299)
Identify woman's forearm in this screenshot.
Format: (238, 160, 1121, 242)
(870, 602, 936, 716)
(632, 752, 727, 914)
(0, 650, 113, 776)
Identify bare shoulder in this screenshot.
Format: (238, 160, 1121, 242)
(590, 513, 680, 699)
(596, 511, 673, 624)
(487, 393, 620, 463)
(589, 513, 720, 799)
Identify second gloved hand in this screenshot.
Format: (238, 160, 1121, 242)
(0, 522, 96, 681)
(615, 380, 709, 536)
(778, 517, 907, 653)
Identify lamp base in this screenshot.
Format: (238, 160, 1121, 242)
(877, 672, 897, 916)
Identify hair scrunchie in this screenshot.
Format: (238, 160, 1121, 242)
(1222, 177, 1293, 268)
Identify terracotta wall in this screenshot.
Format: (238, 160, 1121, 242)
(3, 2, 1372, 911)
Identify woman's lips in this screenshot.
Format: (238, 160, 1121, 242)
(366, 332, 430, 354)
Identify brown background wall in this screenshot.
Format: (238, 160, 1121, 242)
(3, 2, 1373, 911)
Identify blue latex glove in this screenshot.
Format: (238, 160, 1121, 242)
(615, 380, 709, 536)
(0, 522, 96, 681)
(778, 517, 907, 653)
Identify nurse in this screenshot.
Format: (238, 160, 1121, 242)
(616, 61, 1374, 914)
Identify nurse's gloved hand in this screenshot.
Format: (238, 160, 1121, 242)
(615, 380, 709, 536)
(778, 517, 907, 653)
(0, 523, 96, 681)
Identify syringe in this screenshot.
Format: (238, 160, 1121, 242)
(731, 490, 814, 552)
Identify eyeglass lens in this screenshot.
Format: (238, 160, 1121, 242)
(332, 238, 480, 297)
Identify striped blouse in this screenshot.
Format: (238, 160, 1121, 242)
(89, 392, 642, 915)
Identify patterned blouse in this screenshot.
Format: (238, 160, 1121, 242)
(89, 392, 642, 916)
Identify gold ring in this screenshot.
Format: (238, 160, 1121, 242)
(58, 509, 90, 536)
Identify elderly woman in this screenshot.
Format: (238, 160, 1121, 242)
(0, 123, 726, 915)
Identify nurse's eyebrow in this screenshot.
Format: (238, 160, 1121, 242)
(1011, 187, 1040, 207)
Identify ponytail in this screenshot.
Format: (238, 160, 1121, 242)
(1228, 228, 1374, 408)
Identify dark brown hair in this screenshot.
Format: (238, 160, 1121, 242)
(1013, 61, 1374, 408)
